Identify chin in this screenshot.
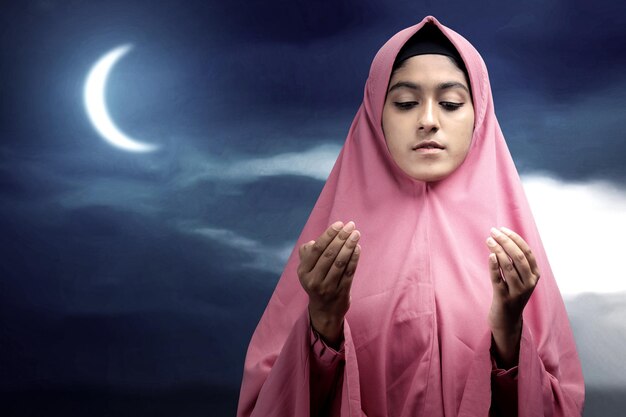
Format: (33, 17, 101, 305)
(408, 170, 451, 183)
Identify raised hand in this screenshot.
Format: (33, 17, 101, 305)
(298, 220, 361, 349)
(485, 226, 541, 368)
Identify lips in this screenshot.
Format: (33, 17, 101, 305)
(413, 140, 445, 150)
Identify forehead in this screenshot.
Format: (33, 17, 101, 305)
(390, 54, 467, 83)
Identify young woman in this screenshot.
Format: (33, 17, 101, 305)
(236, 15, 585, 417)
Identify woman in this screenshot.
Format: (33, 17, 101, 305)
(236, 15, 585, 417)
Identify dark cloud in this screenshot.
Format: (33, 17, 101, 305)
(0, 200, 276, 390)
(490, 5, 626, 92)
(1, 384, 240, 416)
(497, 82, 626, 183)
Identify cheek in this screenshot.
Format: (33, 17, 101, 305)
(448, 120, 474, 158)
(382, 110, 402, 146)
(456, 112, 475, 147)
(457, 126, 474, 161)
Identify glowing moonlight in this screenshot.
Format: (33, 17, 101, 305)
(84, 44, 159, 152)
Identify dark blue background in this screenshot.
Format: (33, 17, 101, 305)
(1, 0, 625, 415)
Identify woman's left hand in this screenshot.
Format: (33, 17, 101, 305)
(485, 226, 541, 367)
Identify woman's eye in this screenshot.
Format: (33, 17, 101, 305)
(393, 101, 463, 111)
(441, 102, 463, 111)
(394, 101, 417, 110)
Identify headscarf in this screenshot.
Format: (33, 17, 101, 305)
(237, 15, 585, 417)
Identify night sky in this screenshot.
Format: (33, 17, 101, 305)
(1, 1, 626, 416)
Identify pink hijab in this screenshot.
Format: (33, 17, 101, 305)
(237, 15, 585, 417)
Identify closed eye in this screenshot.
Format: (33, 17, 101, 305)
(441, 102, 463, 111)
(394, 101, 418, 110)
(393, 101, 464, 111)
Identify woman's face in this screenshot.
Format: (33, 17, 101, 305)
(382, 54, 475, 183)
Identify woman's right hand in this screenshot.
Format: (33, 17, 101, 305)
(298, 220, 361, 349)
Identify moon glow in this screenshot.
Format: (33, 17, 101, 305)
(84, 44, 159, 152)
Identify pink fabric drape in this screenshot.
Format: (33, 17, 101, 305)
(236, 15, 585, 417)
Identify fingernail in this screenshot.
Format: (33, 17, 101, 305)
(490, 227, 502, 237)
(500, 226, 512, 235)
(350, 230, 360, 241)
(486, 237, 497, 247)
(344, 221, 355, 232)
(331, 221, 343, 231)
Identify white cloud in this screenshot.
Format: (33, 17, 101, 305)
(182, 225, 294, 275)
(565, 292, 626, 388)
(56, 177, 163, 214)
(521, 173, 626, 296)
(176, 143, 341, 186)
(231, 144, 339, 181)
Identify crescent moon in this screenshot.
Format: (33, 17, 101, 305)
(83, 44, 159, 152)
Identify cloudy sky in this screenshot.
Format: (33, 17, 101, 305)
(1, 0, 625, 415)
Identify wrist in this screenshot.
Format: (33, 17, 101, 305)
(491, 316, 522, 338)
(491, 318, 522, 369)
(308, 305, 344, 348)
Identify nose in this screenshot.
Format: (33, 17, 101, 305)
(417, 99, 439, 133)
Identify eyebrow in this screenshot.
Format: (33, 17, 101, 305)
(387, 80, 470, 95)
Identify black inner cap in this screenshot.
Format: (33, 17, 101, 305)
(392, 23, 468, 78)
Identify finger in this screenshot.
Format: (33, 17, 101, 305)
(499, 226, 541, 282)
(299, 240, 315, 261)
(488, 253, 508, 296)
(325, 230, 360, 288)
(312, 221, 356, 278)
(489, 227, 533, 285)
(486, 236, 523, 295)
(338, 243, 361, 293)
(299, 221, 344, 274)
